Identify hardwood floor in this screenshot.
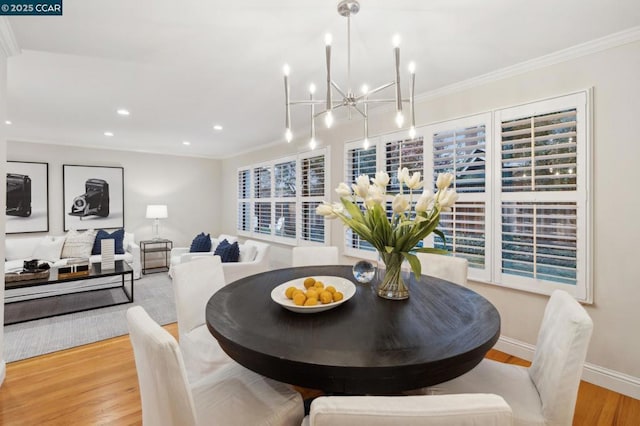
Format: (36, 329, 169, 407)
(1, 324, 638, 425)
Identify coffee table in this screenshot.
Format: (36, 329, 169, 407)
(4, 260, 134, 325)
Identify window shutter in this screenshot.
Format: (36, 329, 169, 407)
(385, 137, 424, 194)
(237, 169, 251, 233)
(344, 142, 378, 252)
(426, 114, 492, 281)
(300, 150, 328, 244)
(495, 92, 589, 301)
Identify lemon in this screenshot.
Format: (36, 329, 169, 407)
(285, 286, 297, 299)
(303, 277, 316, 288)
(332, 291, 344, 302)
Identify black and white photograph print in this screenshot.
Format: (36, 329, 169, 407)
(6, 161, 49, 234)
(63, 165, 124, 231)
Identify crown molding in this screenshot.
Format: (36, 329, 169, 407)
(416, 25, 640, 102)
(0, 17, 20, 58)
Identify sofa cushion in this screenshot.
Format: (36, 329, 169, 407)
(238, 244, 257, 263)
(92, 229, 125, 255)
(32, 236, 66, 262)
(61, 229, 97, 259)
(214, 240, 240, 263)
(5, 237, 42, 261)
(190, 233, 212, 253)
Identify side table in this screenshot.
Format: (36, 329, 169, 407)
(140, 239, 173, 274)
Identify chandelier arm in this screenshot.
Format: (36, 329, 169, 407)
(354, 81, 396, 101)
(410, 72, 416, 129)
(331, 81, 347, 99)
(290, 100, 327, 105)
(360, 98, 398, 104)
(394, 46, 402, 113)
(351, 105, 366, 118)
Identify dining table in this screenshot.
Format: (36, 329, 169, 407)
(206, 265, 500, 395)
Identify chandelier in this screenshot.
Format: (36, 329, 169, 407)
(283, 0, 416, 150)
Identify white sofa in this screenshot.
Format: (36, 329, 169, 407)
(5, 232, 141, 279)
(169, 234, 270, 284)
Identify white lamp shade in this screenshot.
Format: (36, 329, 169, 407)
(146, 205, 168, 219)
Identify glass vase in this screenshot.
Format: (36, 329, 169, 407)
(377, 251, 409, 300)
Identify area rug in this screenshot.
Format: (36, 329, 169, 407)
(3, 273, 176, 362)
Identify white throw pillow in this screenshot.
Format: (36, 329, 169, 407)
(32, 236, 66, 262)
(238, 244, 257, 263)
(61, 229, 97, 259)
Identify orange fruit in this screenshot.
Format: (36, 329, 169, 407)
(285, 286, 297, 299)
(332, 291, 344, 302)
(303, 277, 316, 288)
(293, 293, 306, 306)
(319, 291, 333, 304)
(304, 297, 318, 306)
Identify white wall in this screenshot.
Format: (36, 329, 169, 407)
(220, 40, 640, 391)
(6, 141, 222, 247)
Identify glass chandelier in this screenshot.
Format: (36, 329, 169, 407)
(283, 0, 416, 150)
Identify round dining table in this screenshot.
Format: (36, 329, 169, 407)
(206, 265, 500, 395)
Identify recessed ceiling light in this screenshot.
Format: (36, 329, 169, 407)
(104, 131, 114, 137)
(5, 120, 12, 125)
(213, 125, 223, 131)
(116, 109, 130, 116)
(182, 141, 191, 146)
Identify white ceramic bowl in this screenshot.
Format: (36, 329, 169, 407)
(270, 276, 356, 313)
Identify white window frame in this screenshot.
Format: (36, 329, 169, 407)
(236, 147, 330, 246)
(341, 91, 592, 302)
(493, 91, 591, 302)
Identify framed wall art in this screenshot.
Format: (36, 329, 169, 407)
(6, 161, 49, 234)
(63, 165, 124, 231)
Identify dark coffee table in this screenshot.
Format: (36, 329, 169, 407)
(207, 265, 501, 395)
(5, 260, 134, 325)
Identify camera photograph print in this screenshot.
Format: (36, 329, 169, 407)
(63, 165, 124, 231)
(6, 161, 49, 234)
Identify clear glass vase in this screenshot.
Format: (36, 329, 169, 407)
(376, 251, 409, 300)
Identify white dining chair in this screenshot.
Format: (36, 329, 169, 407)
(127, 306, 304, 426)
(292, 246, 339, 266)
(301, 393, 512, 426)
(416, 253, 468, 286)
(429, 289, 593, 426)
(171, 256, 233, 382)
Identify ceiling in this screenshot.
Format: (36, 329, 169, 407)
(5, 0, 640, 159)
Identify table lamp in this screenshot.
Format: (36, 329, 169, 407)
(146, 204, 168, 240)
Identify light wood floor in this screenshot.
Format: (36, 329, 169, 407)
(1, 323, 638, 425)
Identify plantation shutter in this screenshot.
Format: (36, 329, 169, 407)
(237, 168, 251, 233)
(494, 92, 589, 301)
(253, 165, 272, 235)
(427, 114, 491, 281)
(300, 149, 328, 244)
(385, 136, 424, 194)
(273, 159, 296, 240)
(344, 141, 378, 253)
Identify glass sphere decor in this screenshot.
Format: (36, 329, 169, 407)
(352, 260, 377, 283)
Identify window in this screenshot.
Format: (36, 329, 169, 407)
(237, 148, 330, 246)
(425, 113, 492, 282)
(343, 92, 591, 301)
(494, 92, 589, 301)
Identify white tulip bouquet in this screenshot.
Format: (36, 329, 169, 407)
(317, 168, 458, 298)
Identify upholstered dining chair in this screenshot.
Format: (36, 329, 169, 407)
(292, 246, 339, 267)
(171, 256, 233, 382)
(429, 289, 593, 426)
(416, 253, 468, 286)
(302, 393, 512, 426)
(127, 306, 304, 426)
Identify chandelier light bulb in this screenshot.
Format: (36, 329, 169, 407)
(363, 138, 370, 149)
(408, 62, 416, 74)
(325, 33, 333, 46)
(409, 126, 416, 139)
(325, 111, 334, 128)
(283, 64, 290, 76)
(395, 111, 404, 128)
(285, 128, 293, 143)
(310, 137, 317, 150)
(309, 83, 316, 94)
(392, 34, 401, 48)
(361, 84, 369, 94)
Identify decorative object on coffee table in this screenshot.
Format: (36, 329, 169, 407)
(101, 239, 115, 270)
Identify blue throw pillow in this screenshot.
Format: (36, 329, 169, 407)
(190, 233, 212, 253)
(92, 229, 125, 255)
(214, 239, 240, 263)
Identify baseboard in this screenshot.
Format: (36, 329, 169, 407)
(495, 336, 640, 400)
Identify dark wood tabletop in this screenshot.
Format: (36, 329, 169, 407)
(206, 265, 500, 394)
